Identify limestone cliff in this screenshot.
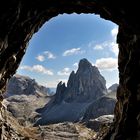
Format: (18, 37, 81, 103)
(35, 59, 115, 126)
(55, 58, 107, 103)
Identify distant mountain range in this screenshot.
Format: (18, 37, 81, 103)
(4, 58, 117, 127)
(5, 74, 55, 97)
(4, 75, 54, 126)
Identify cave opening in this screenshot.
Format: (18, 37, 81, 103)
(3, 13, 119, 139)
(1, 1, 140, 140)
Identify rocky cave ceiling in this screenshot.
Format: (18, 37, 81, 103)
(0, 0, 140, 140)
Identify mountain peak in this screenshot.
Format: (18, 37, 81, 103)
(77, 58, 99, 75)
(35, 58, 110, 126)
(56, 58, 107, 103)
(78, 58, 92, 70)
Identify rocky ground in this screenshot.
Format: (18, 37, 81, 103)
(0, 106, 97, 140)
(1, 105, 113, 140)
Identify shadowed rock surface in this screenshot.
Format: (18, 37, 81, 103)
(82, 96, 116, 121)
(0, 107, 96, 140)
(35, 59, 115, 126)
(55, 58, 107, 103)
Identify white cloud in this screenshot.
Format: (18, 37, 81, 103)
(57, 67, 71, 76)
(88, 26, 118, 56)
(20, 65, 32, 71)
(95, 57, 117, 71)
(63, 48, 85, 56)
(19, 65, 53, 75)
(32, 65, 53, 75)
(111, 27, 118, 37)
(110, 42, 119, 56)
(44, 51, 56, 59)
(36, 55, 45, 62)
(36, 51, 56, 62)
(94, 44, 103, 50)
(93, 41, 118, 56)
(73, 62, 78, 67)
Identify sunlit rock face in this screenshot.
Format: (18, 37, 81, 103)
(5, 74, 51, 97)
(0, 1, 140, 140)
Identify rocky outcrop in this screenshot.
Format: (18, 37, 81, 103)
(0, 107, 96, 140)
(34, 122, 96, 140)
(55, 58, 107, 103)
(1, 1, 140, 140)
(82, 96, 116, 121)
(35, 59, 115, 126)
(69, 59, 106, 101)
(108, 84, 118, 93)
(85, 115, 114, 132)
(4, 75, 53, 126)
(54, 81, 66, 104)
(5, 74, 53, 97)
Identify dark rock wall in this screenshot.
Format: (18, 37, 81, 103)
(111, 27, 140, 140)
(0, 0, 140, 140)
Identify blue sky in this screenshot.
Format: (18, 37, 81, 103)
(17, 13, 119, 88)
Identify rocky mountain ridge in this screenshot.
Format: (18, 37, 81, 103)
(5, 74, 54, 97)
(54, 58, 107, 103)
(4, 75, 53, 126)
(35, 58, 116, 125)
(4, 58, 117, 131)
(2, 58, 117, 140)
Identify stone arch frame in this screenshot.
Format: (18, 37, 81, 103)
(0, 1, 140, 140)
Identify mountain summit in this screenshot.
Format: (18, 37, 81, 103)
(78, 58, 93, 70)
(55, 58, 107, 103)
(35, 58, 114, 125)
